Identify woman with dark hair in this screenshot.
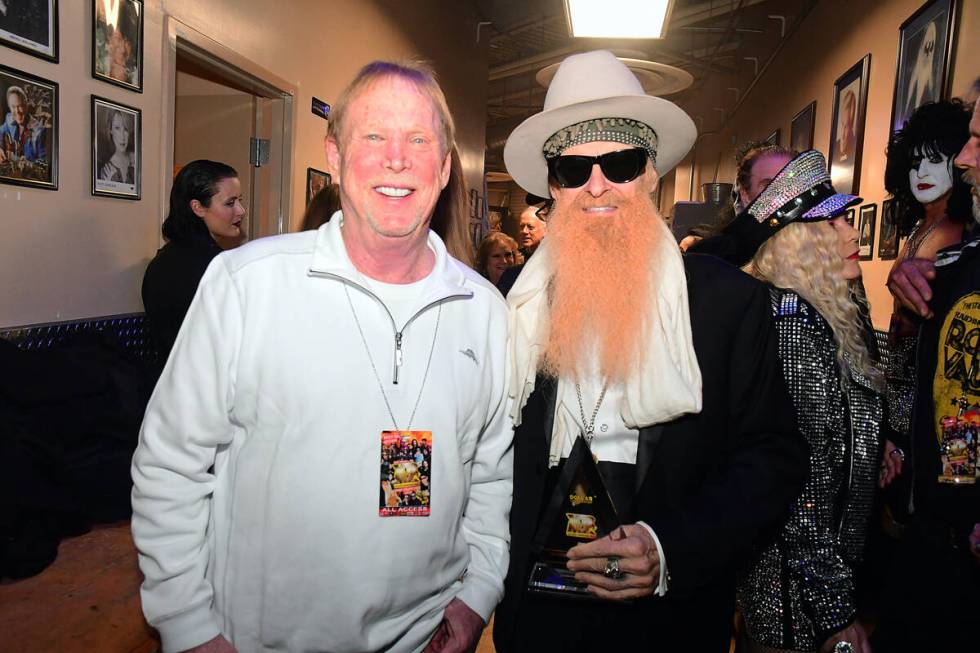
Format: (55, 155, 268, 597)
(883, 100, 972, 456)
(142, 159, 244, 360)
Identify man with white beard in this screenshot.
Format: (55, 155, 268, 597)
(873, 89, 980, 653)
(491, 50, 807, 652)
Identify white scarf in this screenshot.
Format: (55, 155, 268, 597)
(506, 216, 703, 443)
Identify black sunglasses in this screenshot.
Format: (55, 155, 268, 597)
(547, 148, 648, 188)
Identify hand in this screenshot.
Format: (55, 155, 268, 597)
(100, 161, 118, 181)
(423, 597, 484, 653)
(969, 523, 980, 562)
(566, 523, 660, 601)
(180, 635, 237, 653)
(878, 439, 905, 488)
(820, 621, 871, 653)
(887, 258, 935, 319)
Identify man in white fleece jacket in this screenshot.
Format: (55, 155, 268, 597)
(131, 60, 513, 653)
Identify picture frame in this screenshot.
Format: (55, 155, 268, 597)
(790, 101, 816, 152)
(0, 64, 57, 190)
(0, 0, 58, 62)
(92, 0, 143, 93)
(844, 207, 856, 228)
(829, 54, 871, 196)
(91, 95, 140, 199)
(857, 203, 877, 261)
(764, 128, 781, 147)
(878, 198, 900, 260)
(306, 167, 330, 206)
(889, 0, 958, 133)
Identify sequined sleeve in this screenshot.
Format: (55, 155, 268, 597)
(772, 295, 856, 642)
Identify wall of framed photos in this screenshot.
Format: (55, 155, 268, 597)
(687, 0, 979, 329)
(0, 0, 489, 328)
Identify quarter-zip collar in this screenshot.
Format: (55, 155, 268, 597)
(308, 212, 473, 384)
(309, 211, 473, 308)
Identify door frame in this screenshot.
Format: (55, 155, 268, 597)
(159, 15, 296, 242)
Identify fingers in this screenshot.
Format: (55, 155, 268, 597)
(423, 622, 449, 653)
(567, 524, 650, 559)
(887, 260, 935, 318)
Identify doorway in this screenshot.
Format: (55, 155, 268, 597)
(163, 18, 294, 244)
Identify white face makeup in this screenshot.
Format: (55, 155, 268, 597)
(909, 149, 953, 204)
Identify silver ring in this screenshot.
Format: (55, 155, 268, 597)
(603, 557, 624, 579)
(834, 642, 854, 653)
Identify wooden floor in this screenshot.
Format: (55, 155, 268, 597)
(0, 523, 159, 653)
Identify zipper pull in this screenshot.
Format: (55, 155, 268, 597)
(394, 331, 403, 384)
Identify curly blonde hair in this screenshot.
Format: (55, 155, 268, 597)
(746, 220, 883, 388)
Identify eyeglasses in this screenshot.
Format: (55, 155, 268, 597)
(547, 148, 648, 188)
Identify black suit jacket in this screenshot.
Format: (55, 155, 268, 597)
(493, 254, 807, 650)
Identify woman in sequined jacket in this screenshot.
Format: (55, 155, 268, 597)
(731, 150, 885, 653)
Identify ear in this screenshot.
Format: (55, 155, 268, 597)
(325, 136, 341, 181)
(438, 148, 451, 190)
(190, 199, 207, 218)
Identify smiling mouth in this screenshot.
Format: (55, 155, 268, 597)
(375, 185, 414, 198)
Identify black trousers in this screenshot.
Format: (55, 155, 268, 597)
(501, 590, 733, 653)
(871, 521, 980, 652)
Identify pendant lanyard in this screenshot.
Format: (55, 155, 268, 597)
(575, 380, 609, 448)
(344, 284, 442, 431)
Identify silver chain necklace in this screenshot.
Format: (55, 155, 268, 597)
(575, 380, 609, 447)
(344, 284, 442, 431)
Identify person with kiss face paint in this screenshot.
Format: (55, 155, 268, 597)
(880, 100, 972, 487)
(872, 90, 980, 653)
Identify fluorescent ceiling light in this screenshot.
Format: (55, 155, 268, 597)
(565, 0, 674, 39)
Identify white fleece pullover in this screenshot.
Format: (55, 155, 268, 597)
(131, 217, 513, 653)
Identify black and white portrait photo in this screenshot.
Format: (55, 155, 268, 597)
(890, 0, 957, 133)
(92, 95, 140, 199)
(0, 64, 57, 189)
(0, 0, 57, 62)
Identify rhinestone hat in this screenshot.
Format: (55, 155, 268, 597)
(746, 150, 861, 228)
(542, 117, 658, 167)
(717, 150, 862, 268)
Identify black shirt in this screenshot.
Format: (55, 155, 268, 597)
(141, 234, 222, 361)
(912, 238, 980, 533)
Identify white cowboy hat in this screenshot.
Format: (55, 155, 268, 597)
(504, 50, 697, 198)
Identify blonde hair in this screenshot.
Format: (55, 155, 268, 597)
(746, 221, 882, 388)
(325, 60, 473, 265)
(327, 59, 455, 155)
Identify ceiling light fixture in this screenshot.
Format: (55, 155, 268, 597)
(564, 0, 675, 39)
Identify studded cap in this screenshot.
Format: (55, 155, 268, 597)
(746, 150, 861, 228)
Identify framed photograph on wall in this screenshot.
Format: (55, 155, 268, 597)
(92, 0, 143, 92)
(306, 167, 330, 206)
(0, 64, 57, 190)
(878, 198, 900, 260)
(890, 0, 958, 133)
(0, 0, 57, 62)
(844, 207, 856, 228)
(829, 54, 871, 196)
(790, 101, 816, 152)
(92, 95, 140, 199)
(857, 203, 877, 261)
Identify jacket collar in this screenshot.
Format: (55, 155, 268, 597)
(307, 211, 473, 304)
